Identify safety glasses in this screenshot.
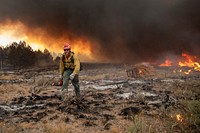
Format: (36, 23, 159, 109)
(64, 49, 70, 51)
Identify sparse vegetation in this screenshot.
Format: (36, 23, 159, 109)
(127, 115, 146, 133)
(0, 122, 69, 133)
(127, 103, 200, 133)
(180, 100, 200, 132)
(126, 78, 200, 133)
(43, 122, 68, 133)
(0, 64, 199, 133)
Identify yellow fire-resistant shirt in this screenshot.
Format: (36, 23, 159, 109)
(60, 52, 80, 76)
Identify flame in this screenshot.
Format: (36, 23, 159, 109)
(179, 53, 200, 71)
(0, 20, 94, 61)
(184, 69, 191, 75)
(176, 114, 183, 122)
(159, 53, 200, 74)
(69, 39, 93, 60)
(194, 63, 200, 71)
(159, 59, 172, 66)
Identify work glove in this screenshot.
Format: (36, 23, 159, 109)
(70, 73, 75, 80)
(59, 75, 63, 79)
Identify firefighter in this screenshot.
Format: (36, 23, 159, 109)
(59, 43, 81, 100)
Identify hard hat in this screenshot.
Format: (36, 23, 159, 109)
(63, 43, 71, 49)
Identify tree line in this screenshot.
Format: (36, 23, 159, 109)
(0, 41, 59, 70)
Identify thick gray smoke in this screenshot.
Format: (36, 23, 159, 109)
(0, 0, 200, 63)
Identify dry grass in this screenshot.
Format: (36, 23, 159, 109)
(0, 122, 19, 133)
(34, 77, 54, 87)
(0, 121, 69, 133)
(126, 81, 200, 133)
(42, 122, 68, 133)
(0, 84, 22, 102)
(171, 79, 200, 100)
(0, 73, 22, 80)
(80, 69, 126, 81)
(29, 76, 56, 94)
(0, 84, 16, 93)
(180, 100, 200, 131)
(127, 114, 161, 133)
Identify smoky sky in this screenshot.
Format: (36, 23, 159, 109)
(0, 0, 200, 63)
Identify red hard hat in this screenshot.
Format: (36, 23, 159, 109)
(63, 43, 71, 49)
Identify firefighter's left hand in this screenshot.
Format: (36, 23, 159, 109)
(59, 75, 63, 79)
(70, 73, 75, 80)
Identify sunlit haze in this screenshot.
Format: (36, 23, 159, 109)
(0, 20, 95, 62)
(0, 20, 45, 51)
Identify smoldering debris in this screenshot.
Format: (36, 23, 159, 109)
(125, 63, 156, 78)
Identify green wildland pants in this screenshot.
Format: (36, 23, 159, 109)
(61, 69, 80, 98)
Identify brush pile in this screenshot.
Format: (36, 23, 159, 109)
(126, 63, 156, 78)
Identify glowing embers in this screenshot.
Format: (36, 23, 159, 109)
(159, 59, 172, 67)
(176, 114, 183, 122)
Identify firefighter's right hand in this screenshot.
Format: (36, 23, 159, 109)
(70, 73, 75, 80)
(59, 75, 63, 79)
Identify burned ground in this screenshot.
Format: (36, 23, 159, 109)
(0, 63, 200, 133)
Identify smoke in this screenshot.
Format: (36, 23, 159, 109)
(0, 0, 200, 63)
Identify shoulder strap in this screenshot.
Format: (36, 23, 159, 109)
(62, 54, 65, 63)
(70, 52, 74, 63)
(62, 52, 75, 63)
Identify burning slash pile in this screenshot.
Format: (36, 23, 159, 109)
(125, 53, 200, 79)
(126, 63, 156, 78)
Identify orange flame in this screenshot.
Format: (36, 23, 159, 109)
(179, 53, 200, 71)
(160, 53, 200, 75)
(0, 20, 95, 61)
(159, 59, 172, 66)
(176, 114, 183, 122)
(184, 69, 191, 75)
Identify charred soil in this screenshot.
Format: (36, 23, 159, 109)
(0, 63, 200, 133)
